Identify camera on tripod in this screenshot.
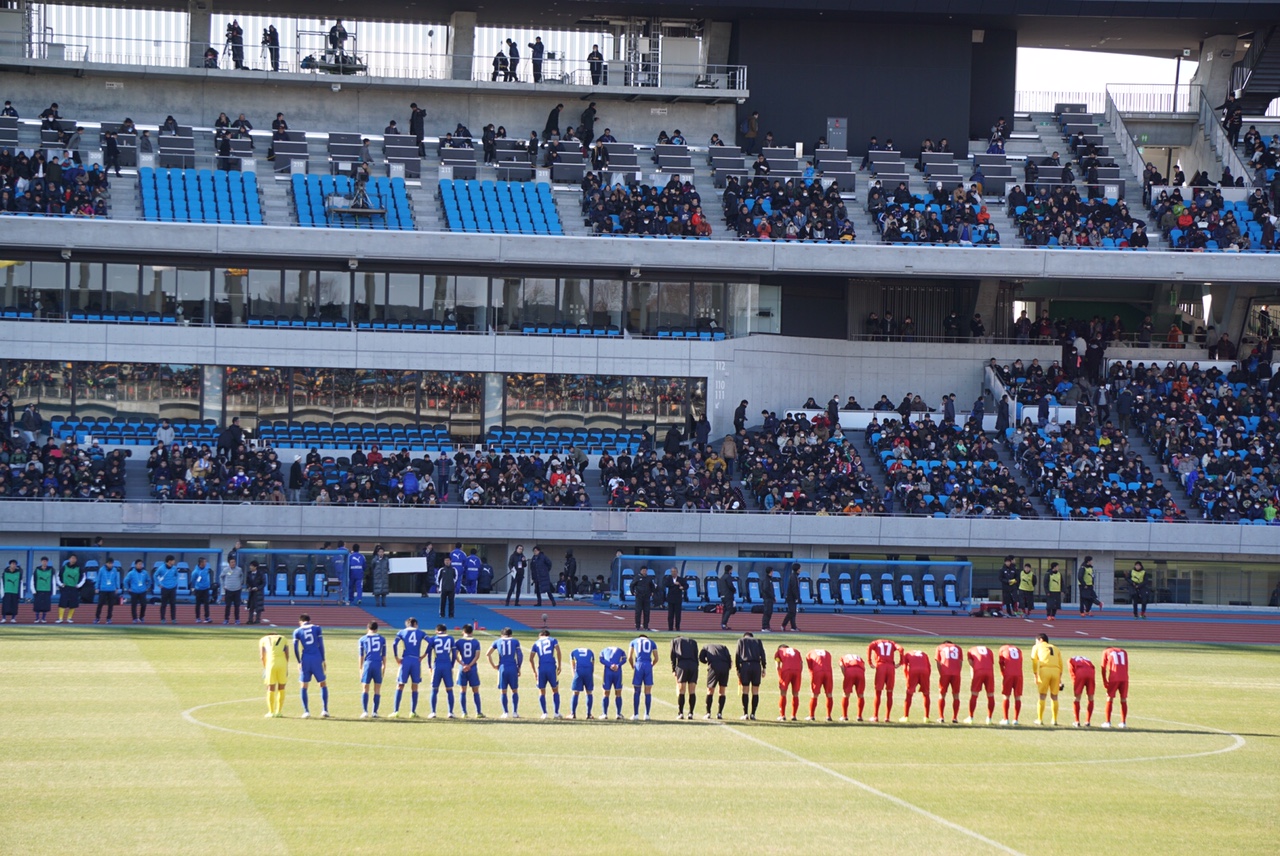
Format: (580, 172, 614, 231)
(262, 29, 271, 45)
(226, 23, 237, 39)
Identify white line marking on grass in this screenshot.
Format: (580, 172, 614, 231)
(717, 722, 1027, 855)
(1075, 631, 1088, 635)
(1100, 636, 1115, 641)
(844, 616, 940, 637)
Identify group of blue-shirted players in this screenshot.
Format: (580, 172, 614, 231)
(279, 618, 665, 721)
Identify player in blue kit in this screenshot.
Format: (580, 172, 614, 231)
(347, 545, 367, 606)
(600, 644, 627, 720)
(487, 627, 523, 718)
(629, 633, 657, 720)
(358, 621, 386, 718)
(428, 624, 457, 718)
(529, 629, 562, 719)
(455, 624, 484, 718)
(293, 614, 330, 718)
(569, 645, 596, 719)
(391, 617, 427, 718)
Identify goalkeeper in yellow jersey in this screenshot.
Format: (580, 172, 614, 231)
(259, 633, 290, 717)
(1029, 633, 1064, 726)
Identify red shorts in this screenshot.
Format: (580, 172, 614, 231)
(1001, 672, 1024, 696)
(937, 673, 960, 695)
(779, 669, 802, 694)
(1072, 670, 1096, 696)
(1105, 678, 1129, 699)
(810, 670, 833, 694)
(842, 670, 866, 696)
(904, 670, 929, 695)
(970, 671, 994, 695)
(874, 666, 896, 692)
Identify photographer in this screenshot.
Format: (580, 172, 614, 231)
(263, 25, 280, 72)
(226, 19, 245, 70)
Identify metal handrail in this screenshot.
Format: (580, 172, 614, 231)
(1103, 90, 1148, 185)
(1198, 90, 1256, 186)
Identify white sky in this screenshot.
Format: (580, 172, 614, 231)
(1017, 48, 1197, 91)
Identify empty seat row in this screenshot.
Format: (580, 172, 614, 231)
(140, 167, 263, 226)
(617, 570, 962, 608)
(439, 179, 563, 236)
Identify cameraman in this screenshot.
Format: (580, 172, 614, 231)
(263, 24, 280, 72)
(226, 19, 245, 70)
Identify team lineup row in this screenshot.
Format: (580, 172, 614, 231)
(258, 617, 1134, 728)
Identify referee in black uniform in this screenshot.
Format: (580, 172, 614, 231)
(670, 635, 699, 719)
(631, 566, 654, 631)
(734, 631, 767, 719)
(664, 566, 688, 631)
(699, 640, 732, 719)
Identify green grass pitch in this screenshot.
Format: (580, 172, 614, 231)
(2, 627, 1276, 855)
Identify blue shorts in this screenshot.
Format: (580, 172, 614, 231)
(360, 661, 384, 685)
(497, 665, 519, 691)
(457, 666, 481, 688)
(603, 669, 623, 692)
(299, 658, 326, 683)
(432, 667, 454, 689)
(398, 659, 422, 684)
(572, 673, 595, 692)
(633, 665, 653, 687)
(536, 669, 558, 690)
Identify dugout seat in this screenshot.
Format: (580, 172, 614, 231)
(858, 573, 874, 605)
(900, 574, 920, 608)
(294, 574, 310, 598)
(942, 574, 961, 608)
(274, 572, 289, 597)
(880, 573, 899, 607)
(798, 573, 815, 605)
(922, 574, 941, 608)
(705, 576, 720, 603)
(745, 572, 761, 603)
(837, 573, 854, 605)
(817, 574, 833, 604)
(619, 568, 634, 602)
(312, 573, 327, 598)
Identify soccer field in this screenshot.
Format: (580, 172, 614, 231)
(2, 626, 1276, 856)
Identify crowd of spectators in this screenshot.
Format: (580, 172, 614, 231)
(0, 436, 128, 499)
(581, 172, 712, 237)
(1149, 185, 1277, 252)
(866, 180, 997, 245)
(1008, 184, 1146, 249)
(0, 147, 110, 217)
(720, 174, 857, 242)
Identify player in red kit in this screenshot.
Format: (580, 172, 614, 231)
(964, 644, 996, 725)
(867, 638, 902, 722)
(998, 643, 1024, 726)
(805, 648, 834, 721)
(1068, 655, 1096, 727)
(1101, 646, 1130, 728)
(899, 649, 932, 723)
(774, 644, 803, 721)
(839, 652, 866, 721)
(934, 640, 963, 724)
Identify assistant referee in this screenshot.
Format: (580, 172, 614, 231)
(699, 641, 732, 719)
(670, 634, 699, 719)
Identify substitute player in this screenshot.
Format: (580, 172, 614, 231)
(427, 624, 458, 719)
(358, 621, 386, 718)
(867, 638, 902, 722)
(600, 642, 627, 720)
(839, 651, 866, 722)
(456, 624, 484, 718)
(934, 640, 963, 724)
(899, 649, 932, 723)
(670, 634, 699, 720)
(964, 643, 996, 725)
(998, 642, 1024, 726)
(487, 627, 523, 718)
(805, 648, 834, 722)
(699, 640, 732, 720)
(775, 644, 803, 721)
(530, 629, 562, 719)
(1101, 646, 1130, 728)
(569, 644, 596, 719)
(1, 559, 22, 623)
(55, 553, 85, 624)
(392, 617, 427, 718)
(735, 632, 767, 720)
(293, 614, 329, 719)
(629, 632, 657, 720)
(1030, 633, 1064, 726)
(259, 630, 290, 717)
(1068, 654, 1096, 727)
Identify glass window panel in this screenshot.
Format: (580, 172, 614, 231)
(70, 262, 102, 312)
(505, 373, 545, 429)
(224, 367, 289, 430)
(246, 270, 284, 320)
(753, 283, 782, 334)
(141, 265, 176, 317)
(688, 377, 707, 425)
(332, 370, 418, 425)
(587, 375, 626, 430)
(419, 371, 482, 439)
(654, 377, 689, 433)
(624, 376, 656, 424)
(455, 275, 488, 331)
(626, 281, 658, 335)
(659, 282, 691, 329)
(559, 277, 589, 327)
(292, 368, 335, 420)
(692, 282, 726, 332)
(353, 272, 386, 323)
(426, 274, 455, 325)
(104, 264, 140, 314)
(493, 277, 520, 330)
(524, 278, 557, 325)
(175, 268, 210, 324)
(212, 267, 270, 326)
(1, 360, 73, 421)
(726, 282, 753, 338)
(387, 273, 420, 321)
(282, 269, 314, 320)
(590, 279, 622, 329)
(1, 261, 66, 318)
(315, 270, 349, 321)
(74, 362, 201, 422)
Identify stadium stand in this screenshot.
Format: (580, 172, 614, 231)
(256, 421, 451, 451)
(484, 426, 642, 455)
(0, 149, 110, 217)
(0, 440, 129, 499)
(291, 174, 414, 230)
(583, 175, 713, 237)
(439, 179, 562, 235)
(139, 167, 262, 225)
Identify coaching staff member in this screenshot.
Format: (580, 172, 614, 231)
(631, 566, 654, 631)
(999, 555, 1019, 617)
(735, 631, 766, 720)
(699, 640, 732, 719)
(505, 544, 526, 606)
(664, 566, 688, 631)
(781, 562, 801, 631)
(760, 566, 776, 631)
(670, 634, 699, 719)
(719, 563, 736, 630)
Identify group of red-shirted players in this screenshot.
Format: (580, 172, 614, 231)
(769, 639, 1131, 728)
